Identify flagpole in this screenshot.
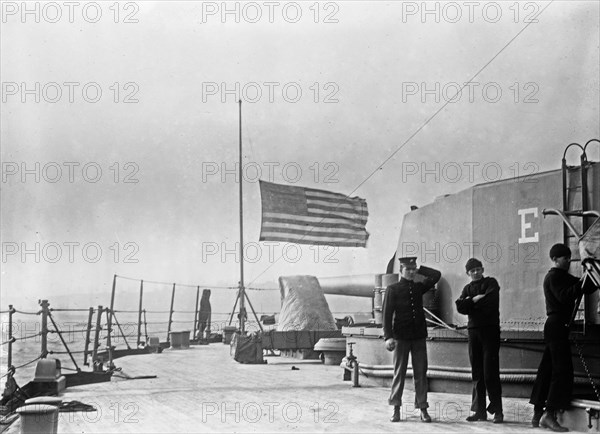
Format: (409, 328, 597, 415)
(238, 99, 246, 335)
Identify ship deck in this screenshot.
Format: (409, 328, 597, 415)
(6, 343, 539, 433)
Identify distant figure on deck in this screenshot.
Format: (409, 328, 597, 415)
(382, 257, 441, 423)
(455, 258, 503, 424)
(529, 244, 598, 432)
(197, 289, 211, 340)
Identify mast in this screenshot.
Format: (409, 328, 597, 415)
(238, 99, 246, 334)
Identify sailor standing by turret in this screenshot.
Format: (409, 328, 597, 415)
(529, 243, 598, 432)
(382, 257, 441, 423)
(455, 258, 503, 424)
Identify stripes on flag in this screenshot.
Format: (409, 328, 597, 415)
(259, 180, 369, 247)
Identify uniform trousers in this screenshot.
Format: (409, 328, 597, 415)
(530, 316, 573, 411)
(388, 338, 428, 409)
(468, 326, 502, 415)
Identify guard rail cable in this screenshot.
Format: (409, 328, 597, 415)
(1, 302, 104, 389)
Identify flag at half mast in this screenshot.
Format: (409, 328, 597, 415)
(259, 180, 369, 247)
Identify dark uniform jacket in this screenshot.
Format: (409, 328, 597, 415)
(382, 266, 441, 340)
(455, 276, 500, 328)
(544, 267, 596, 324)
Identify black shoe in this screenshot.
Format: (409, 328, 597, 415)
(532, 409, 544, 427)
(420, 409, 432, 423)
(390, 407, 400, 422)
(540, 411, 569, 432)
(493, 412, 504, 424)
(466, 413, 487, 422)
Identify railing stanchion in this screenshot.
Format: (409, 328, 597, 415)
(137, 280, 144, 347)
(39, 300, 49, 358)
(92, 305, 103, 370)
(84, 307, 94, 366)
(166, 283, 176, 344)
(106, 307, 114, 370)
(192, 286, 200, 341)
(7, 304, 15, 371)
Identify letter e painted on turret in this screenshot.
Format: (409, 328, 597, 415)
(518, 208, 539, 244)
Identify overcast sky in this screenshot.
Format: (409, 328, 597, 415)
(1, 1, 599, 310)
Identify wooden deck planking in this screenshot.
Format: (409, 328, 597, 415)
(6, 344, 538, 433)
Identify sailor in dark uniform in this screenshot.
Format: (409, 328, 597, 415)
(455, 258, 503, 423)
(382, 256, 441, 423)
(530, 243, 598, 432)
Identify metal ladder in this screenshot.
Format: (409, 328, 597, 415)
(561, 139, 599, 330)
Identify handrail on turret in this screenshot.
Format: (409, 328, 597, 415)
(583, 139, 599, 160)
(562, 142, 585, 163)
(542, 209, 600, 240)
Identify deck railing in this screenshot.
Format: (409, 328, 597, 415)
(1, 272, 370, 391)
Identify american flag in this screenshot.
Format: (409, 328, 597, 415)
(258, 180, 369, 247)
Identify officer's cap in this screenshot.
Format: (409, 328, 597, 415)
(398, 257, 418, 268)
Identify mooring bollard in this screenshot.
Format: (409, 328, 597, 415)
(16, 404, 59, 434)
